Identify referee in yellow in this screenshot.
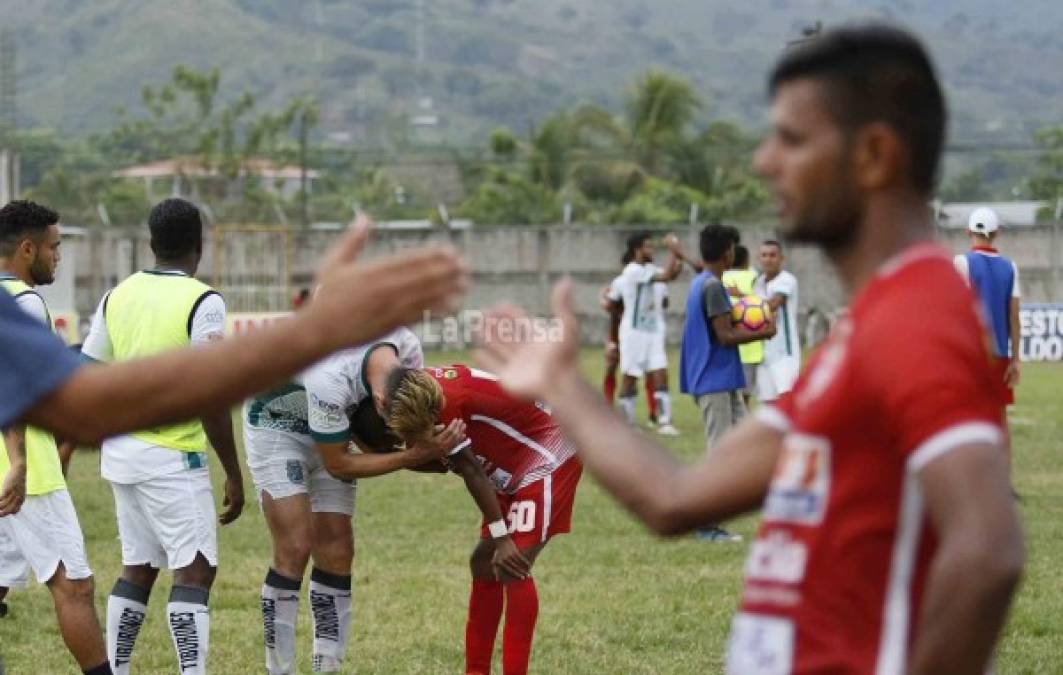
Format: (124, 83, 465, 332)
(721, 245, 764, 408)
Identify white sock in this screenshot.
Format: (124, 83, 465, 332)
(309, 568, 352, 673)
(167, 585, 210, 675)
(617, 396, 636, 424)
(654, 391, 672, 425)
(107, 579, 150, 675)
(262, 569, 302, 675)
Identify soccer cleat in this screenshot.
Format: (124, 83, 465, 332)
(656, 423, 680, 436)
(0, 601, 7, 618)
(695, 527, 743, 543)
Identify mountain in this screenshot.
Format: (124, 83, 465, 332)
(2, 0, 1061, 147)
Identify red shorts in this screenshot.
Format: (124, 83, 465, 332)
(480, 458, 583, 549)
(992, 357, 1015, 406)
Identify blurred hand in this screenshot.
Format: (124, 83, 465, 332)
(475, 278, 581, 402)
(662, 234, 680, 251)
(219, 476, 245, 525)
(492, 536, 531, 580)
(0, 462, 26, 517)
(1005, 360, 1020, 388)
(310, 213, 469, 350)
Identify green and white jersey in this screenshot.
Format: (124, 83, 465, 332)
(245, 327, 423, 442)
(754, 270, 800, 365)
(607, 262, 663, 335)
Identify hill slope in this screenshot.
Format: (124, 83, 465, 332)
(3, 0, 1061, 145)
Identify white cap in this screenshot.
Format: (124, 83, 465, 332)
(967, 206, 1000, 235)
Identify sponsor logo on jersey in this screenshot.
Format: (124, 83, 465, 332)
(286, 460, 305, 484)
(726, 612, 794, 675)
(444, 368, 458, 379)
(764, 434, 831, 525)
(308, 393, 344, 429)
(487, 466, 513, 492)
(745, 531, 808, 585)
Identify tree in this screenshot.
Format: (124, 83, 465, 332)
(626, 71, 701, 176)
(1030, 126, 1063, 207)
(458, 169, 560, 225)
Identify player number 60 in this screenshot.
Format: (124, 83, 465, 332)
(506, 501, 537, 534)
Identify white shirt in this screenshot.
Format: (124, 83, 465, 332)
(305, 328, 423, 442)
(952, 252, 1021, 298)
(652, 282, 668, 337)
(12, 291, 50, 326)
(606, 262, 662, 335)
(754, 270, 800, 364)
(80, 272, 227, 483)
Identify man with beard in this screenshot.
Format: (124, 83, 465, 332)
(0, 200, 111, 675)
(475, 25, 1023, 674)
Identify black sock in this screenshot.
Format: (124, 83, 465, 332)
(83, 661, 113, 675)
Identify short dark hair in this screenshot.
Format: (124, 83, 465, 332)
(762, 239, 783, 251)
(699, 224, 738, 263)
(625, 231, 652, 257)
(769, 24, 946, 194)
(0, 200, 59, 256)
(733, 245, 749, 268)
(148, 198, 203, 260)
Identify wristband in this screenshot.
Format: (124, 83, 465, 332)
(488, 519, 509, 539)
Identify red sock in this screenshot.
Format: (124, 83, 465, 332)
(466, 579, 504, 674)
(502, 578, 539, 675)
(645, 378, 658, 420)
(604, 370, 617, 403)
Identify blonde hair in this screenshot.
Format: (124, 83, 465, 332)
(385, 368, 444, 445)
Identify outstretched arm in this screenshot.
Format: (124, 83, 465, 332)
(319, 419, 466, 481)
(475, 279, 781, 535)
(23, 220, 467, 444)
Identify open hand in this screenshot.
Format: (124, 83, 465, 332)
(474, 278, 581, 402)
(492, 536, 531, 580)
(310, 213, 470, 350)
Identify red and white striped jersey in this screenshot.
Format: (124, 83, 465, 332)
(430, 364, 575, 494)
(729, 245, 1005, 674)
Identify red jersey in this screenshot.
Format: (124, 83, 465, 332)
(431, 365, 576, 494)
(727, 246, 1004, 675)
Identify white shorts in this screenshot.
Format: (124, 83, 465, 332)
(0, 489, 92, 586)
(244, 426, 356, 516)
(111, 469, 218, 570)
(619, 330, 668, 378)
(755, 357, 800, 402)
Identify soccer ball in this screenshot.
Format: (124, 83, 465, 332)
(731, 295, 771, 330)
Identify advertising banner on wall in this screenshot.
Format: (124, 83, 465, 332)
(1020, 303, 1063, 362)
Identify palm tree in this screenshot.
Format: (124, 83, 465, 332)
(626, 71, 702, 176)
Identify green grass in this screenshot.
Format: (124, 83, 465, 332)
(1, 352, 1060, 674)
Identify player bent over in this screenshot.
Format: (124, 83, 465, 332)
(380, 365, 583, 675)
(245, 327, 458, 674)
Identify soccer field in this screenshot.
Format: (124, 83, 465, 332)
(1, 352, 1060, 674)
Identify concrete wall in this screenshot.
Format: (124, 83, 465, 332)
(62, 223, 1063, 346)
